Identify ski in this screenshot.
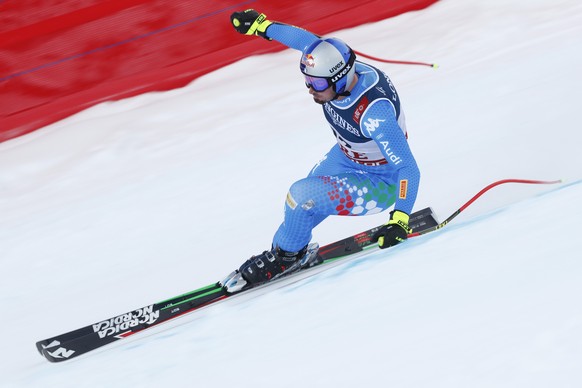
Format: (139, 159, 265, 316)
(36, 179, 561, 363)
(36, 207, 437, 363)
(36, 283, 227, 359)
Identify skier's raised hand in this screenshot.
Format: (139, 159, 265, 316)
(230, 9, 273, 40)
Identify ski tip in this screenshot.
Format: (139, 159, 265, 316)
(35, 342, 45, 356)
(41, 345, 77, 363)
(35, 339, 61, 356)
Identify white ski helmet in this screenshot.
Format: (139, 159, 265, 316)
(300, 38, 356, 94)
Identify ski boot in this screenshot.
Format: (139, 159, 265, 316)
(221, 242, 321, 293)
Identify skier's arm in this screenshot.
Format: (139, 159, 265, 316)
(230, 9, 319, 51)
(360, 100, 420, 216)
(361, 100, 420, 248)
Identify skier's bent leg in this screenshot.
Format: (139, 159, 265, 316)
(235, 174, 397, 287)
(273, 174, 398, 251)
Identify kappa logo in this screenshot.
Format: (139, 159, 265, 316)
(363, 117, 385, 134)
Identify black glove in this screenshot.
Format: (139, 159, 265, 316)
(230, 9, 273, 40)
(372, 210, 412, 249)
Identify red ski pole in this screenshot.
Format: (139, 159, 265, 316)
(354, 50, 438, 68)
(409, 179, 562, 237)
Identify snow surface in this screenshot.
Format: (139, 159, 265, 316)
(1, 0, 582, 386)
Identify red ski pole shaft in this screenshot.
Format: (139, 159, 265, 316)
(408, 178, 562, 237)
(354, 50, 437, 68)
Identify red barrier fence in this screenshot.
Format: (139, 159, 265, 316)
(0, 0, 437, 143)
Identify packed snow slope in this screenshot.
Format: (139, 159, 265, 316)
(1, 0, 581, 387)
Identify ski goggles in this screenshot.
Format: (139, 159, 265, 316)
(304, 75, 333, 92)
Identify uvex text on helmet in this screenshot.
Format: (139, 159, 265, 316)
(300, 38, 356, 94)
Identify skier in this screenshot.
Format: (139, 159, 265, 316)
(223, 9, 421, 291)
